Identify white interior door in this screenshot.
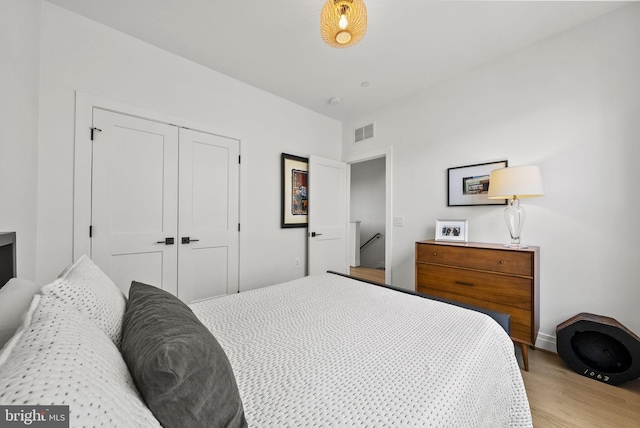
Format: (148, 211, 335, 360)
(91, 109, 179, 296)
(178, 129, 240, 302)
(308, 155, 348, 275)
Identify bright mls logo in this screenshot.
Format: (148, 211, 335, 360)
(0, 406, 69, 428)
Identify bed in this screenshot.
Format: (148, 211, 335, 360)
(0, 256, 532, 427)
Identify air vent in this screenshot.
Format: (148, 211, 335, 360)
(354, 123, 375, 143)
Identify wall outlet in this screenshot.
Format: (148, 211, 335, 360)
(294, 257, 300, 268)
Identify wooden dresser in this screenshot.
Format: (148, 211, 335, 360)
(415, 240, 539, 371)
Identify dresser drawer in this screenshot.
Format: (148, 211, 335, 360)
(416, 243, 533, 277)
(415, 240, 540, 369)
(416, 264, 532, 310)
(416, 284, 533, 344)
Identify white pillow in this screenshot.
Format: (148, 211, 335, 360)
(0, 294, 161, 427)
(0, 278, 41, 350)
(40, 255, 126, 347)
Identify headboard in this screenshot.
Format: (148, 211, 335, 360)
(0, 232, 16, 289)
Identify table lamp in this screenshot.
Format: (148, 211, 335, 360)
(488, 166, 544, 248)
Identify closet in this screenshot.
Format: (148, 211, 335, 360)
(89, 108, 239, 303)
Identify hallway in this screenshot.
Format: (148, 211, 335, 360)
(349, 266, 385, 284)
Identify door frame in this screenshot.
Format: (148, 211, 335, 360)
(72, 91, 245, 283)
(346, 147, 393, 284)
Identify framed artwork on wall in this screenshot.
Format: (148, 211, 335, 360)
(447, 160, 508, 206)
(435, 219, 469, 242)
(281, 153, 309, 228)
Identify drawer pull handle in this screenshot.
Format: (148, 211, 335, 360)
(500, 260, 505, 264)
(455, 281, 475, 287)
(433, 253, 437, 256)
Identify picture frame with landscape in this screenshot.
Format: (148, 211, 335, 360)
(447, 160, 508, 206)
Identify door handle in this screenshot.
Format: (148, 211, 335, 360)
(310, 232, 323, 237)
(454, 280, 475, 287)
(156, 237, 175, 245)
(181, 237, 200, 244)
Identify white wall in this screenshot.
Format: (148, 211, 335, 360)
(0, 0, 40, 281)
(350, 158, 385, 269)
(36, 2, 341, 289)
(343, 4, 640, 351)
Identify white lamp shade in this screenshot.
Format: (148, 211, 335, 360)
(487, 166, 544, 199)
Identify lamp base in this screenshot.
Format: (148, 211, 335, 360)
(503, 243, 529, 249)
(503, 198, 527, 250)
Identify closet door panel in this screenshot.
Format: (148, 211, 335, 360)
(192, 142, 229, 231)
(91, 109, 179, 296)
(190, 247, 229, 302)
(178, 128, 239, 303)
(110, 253, 163, 296)
(110, 129, 165, 234)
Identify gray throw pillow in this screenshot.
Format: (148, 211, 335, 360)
(121, 281, 247, 428)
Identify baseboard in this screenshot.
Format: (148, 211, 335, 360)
(535, 332, 557, 353)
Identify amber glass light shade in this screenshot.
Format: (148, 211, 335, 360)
(321, 0, 367, 48)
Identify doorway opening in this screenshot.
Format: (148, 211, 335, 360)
(347, 148, 392, 284)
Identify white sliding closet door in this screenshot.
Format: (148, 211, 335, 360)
(90, 109, 239, 302)
(91, 109, 179, 296)
(178, 128, 239, 302)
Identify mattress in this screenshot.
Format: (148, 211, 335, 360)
(190, 273, 533, 427)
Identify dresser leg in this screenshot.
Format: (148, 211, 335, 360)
(520, 343, 529, 371)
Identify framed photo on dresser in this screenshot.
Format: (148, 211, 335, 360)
(435, 219, 468, 242)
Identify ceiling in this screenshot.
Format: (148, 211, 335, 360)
(45, 0, 629, 123)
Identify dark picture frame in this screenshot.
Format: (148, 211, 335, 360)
(281, 153, 309, 228)
(447, 160, 508, 206)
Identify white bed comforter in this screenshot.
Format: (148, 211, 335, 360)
(190, 273, 533, 427)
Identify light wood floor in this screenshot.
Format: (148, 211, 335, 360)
(349, 266, 385, 283)
(522, 349, 640, 427)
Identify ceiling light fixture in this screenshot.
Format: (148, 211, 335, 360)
(321, 0, 367, 49)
